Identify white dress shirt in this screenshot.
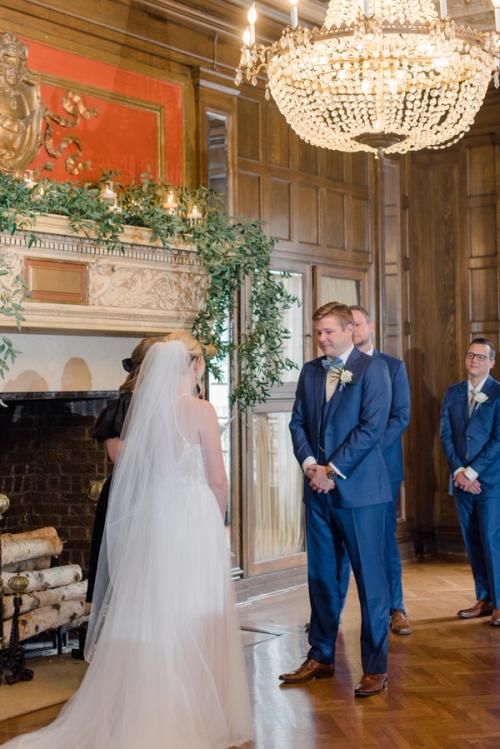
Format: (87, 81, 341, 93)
(454, 375, 489, 482)
(302, 345, 354, 480)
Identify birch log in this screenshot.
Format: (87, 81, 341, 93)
(3, 556, 52, 573)
(2, 565, 82, 594)
(2, 581, 87, 620)
(3, 600, 86, 642)
(1, 528, 63, 566)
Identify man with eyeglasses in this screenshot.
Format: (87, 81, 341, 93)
(440, 338, 500, 625)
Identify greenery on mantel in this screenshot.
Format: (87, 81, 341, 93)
(0, 172, 297, 410)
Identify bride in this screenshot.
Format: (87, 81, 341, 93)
(6, 340, 254, 748)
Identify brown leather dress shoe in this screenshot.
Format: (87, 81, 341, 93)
(279, 657, 334, 683)
(390, 610, 413, 635)
(490, 609, 500, 627)
(457, 600, 494, 619)
(354, 673, 388, 697)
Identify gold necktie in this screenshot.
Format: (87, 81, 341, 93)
(326, 368, 342, 402)
(468, 389, 477, 417)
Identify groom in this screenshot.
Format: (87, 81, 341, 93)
(281, 302, 392, 697)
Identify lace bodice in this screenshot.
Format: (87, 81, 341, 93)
(177, 438, 207, 480)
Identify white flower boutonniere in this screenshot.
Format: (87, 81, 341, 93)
(339, 369, 354, 391)
(473, 391, 488, 406)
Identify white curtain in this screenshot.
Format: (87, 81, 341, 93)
(271, 272, 303, 382)
(320, 276, 360, 307)
(253, 412, 304, 562)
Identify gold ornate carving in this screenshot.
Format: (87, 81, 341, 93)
(44, 91, 98, 175)
(0, 33, 44, 172)
(0, 33, 98, 175)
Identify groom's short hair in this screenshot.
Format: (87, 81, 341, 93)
(313, 302, 354, 328)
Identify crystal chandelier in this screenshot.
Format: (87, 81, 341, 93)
(235, 0, 500, 155)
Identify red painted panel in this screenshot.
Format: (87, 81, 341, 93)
(22, 38, 184, 185)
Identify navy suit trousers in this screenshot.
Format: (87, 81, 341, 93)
(306, 494, 389, 674)
(455, 493, 500, 607)
(339, 480, 405, 614)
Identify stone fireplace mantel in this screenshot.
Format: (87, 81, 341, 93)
(0, 214, 208, 335)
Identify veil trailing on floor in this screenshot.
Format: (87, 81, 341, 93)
(7, 341, 254, 749)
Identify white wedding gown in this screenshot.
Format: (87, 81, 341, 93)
(5, 345, 254, 749)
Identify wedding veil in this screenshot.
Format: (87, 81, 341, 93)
(85, 339, 196, 657)
(3, 339, 254, 748)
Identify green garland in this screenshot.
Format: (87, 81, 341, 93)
(0, 172, 297, 410)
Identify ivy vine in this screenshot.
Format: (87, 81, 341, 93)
(0, 172, 297, 410)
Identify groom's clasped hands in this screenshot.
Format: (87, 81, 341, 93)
(454, 470, 482, 495)
(305, 464, 335, 494)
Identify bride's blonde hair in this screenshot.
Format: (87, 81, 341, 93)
(163, 331, 216, 398)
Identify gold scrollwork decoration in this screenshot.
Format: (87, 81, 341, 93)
(44, 91, 99, 175)
(0, 32, 99, 176)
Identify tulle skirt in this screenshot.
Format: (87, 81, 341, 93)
(5, 478, 254, 748)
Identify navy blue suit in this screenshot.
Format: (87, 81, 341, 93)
(290, 347, 392, 673)
(440, 376, 500, 606)
(340, 350, 411, 612)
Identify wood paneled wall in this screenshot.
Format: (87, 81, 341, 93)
(236, 89, 372, 267)
(379, 87, 500, 555)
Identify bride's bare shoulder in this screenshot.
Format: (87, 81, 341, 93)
(184, 396, 216, 418)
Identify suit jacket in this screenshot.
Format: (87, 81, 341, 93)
(373, 350, 411, 483)
(289, 347, 392, 508)
(440, 375, 500, 499)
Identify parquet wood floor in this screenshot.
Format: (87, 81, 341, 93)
(2, 560, 500, 747)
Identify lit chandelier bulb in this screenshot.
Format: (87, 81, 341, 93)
(289, 0, 299, 28)
(247, 3, 257, 44)
(243, 28, 252, 46)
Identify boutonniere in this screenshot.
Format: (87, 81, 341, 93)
(339, 369, 354, 390)
(473, 392, 488, 406)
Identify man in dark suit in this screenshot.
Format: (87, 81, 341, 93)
(440, 338, 500, 624)
(280, 302, 392, 697)
(348, 305, 413, 636)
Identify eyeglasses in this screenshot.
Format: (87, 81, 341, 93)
(466, 352, 490, 362)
